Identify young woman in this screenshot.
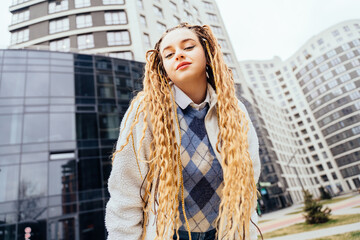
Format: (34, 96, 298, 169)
(105, 23, 261, 240)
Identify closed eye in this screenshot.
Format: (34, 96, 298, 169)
(164, 53, 174, 58)
(185, 45, 195, 50)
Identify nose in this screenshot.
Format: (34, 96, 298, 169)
(174, 49, 185, 60)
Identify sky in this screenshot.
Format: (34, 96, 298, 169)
(0, 0, 359, 61)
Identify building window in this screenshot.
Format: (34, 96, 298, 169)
(105, 11, 127, 25)
(173, 16, 180, 25)
(76, 14, 92, 28)
(317, 38, 324, 45)
(109, 51, 133, 60)
(49, 18, 69, 34)
(157, 22, 166, 33)
(137, 0, 144, 9)
(223, 53, 233, 63)
(170, 1, 177, 12)
(343, 25, 350, 32)
(12, 9, 29, 24)
(143, 33, 151, 48)
(331, 172, 338, 180)
(50, 38, 70, 52)
(75, 0, 90, 8)
(103, 0, 125, 4)
(48, 0, 69, 14)
(212, 26, 223, 35)
(11, 28, 29, 44)
(107, 31, 130, 46)
(218, 39, 228, 49)
(140, 15, 147, 27)
(185, 11, 193, 22)
(77, 34, 94, 50)
(203, 1, 214, 10)
(331, 29, 340, 37)
(193, 7, 199, 16)
(153, 6, 164, 18)
(11, 0, 31, 5)
(183, 0, 190, 8)
(230, 68, 239, 78)
(207, 13, 218, 22)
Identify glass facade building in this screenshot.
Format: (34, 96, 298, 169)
(0, 49, 144, 240)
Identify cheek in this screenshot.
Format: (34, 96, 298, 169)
(163, 62, 173, 76)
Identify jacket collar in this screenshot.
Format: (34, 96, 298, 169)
(170, 81, 218, 111)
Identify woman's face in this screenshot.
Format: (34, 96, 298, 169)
(159, 28, 207, 88)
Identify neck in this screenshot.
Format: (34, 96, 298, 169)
(178, 78, 207, 104)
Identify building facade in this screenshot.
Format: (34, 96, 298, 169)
(239, 19, 360, 203)
(8, 0, 242, 86)
(0, 49, 144, 240)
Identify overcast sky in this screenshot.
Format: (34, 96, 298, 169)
(0, 0, 359, 61)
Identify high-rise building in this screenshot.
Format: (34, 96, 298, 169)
(0, 48, 144, 239)
(239, 19, 360, 205)
(8, 0, 242, 86)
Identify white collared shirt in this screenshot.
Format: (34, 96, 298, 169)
(173, 83, 210, 111)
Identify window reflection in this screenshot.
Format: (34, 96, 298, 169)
(49, 159, 76, 198)
(79, 210, 105, 240)
(76, 113, 98, 139)
(0, 72, 26, 97)
(20, 162, 48, 199)
(0, 165, 19, 201)
(0, 114, 22, 145)
(50, 73, 74, 96)
(97, 86, 115, 98)
(75, 74, 95, 97)
(23, 114, 49, 143)
(50, 113, 76, 142)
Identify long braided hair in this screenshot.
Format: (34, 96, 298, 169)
(112, 23, 258, 239)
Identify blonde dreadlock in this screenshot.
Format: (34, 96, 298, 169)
(111, 23, 258, 240)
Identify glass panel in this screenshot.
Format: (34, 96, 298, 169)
(50, 73, 74, 97)
(19, 162, 48, 198)
(76, 113, 98, 140)
(19, 198, 48, 221)
(48, 203, 77, 218)
(23, 114, 49, 143)
(0, 154, 20, 165)
(0, 224, 16, 239)
(78, 158, 101, 193)
(21, 152, 48, 163)
(97, 86, 115, 98)
(49, 217, 76, 240)
(99, 114, 119, 129)
(22, 143, 48, 153)
(0, 72, 26, 97)
(0, 165, 19, 201)
(75, 74, 95, 97)
(49, 159, 76, 197)
(4, 50, 27, 58)
(79, 211, 105, 240)
(50, 113, 76, 142)
(0, 114, 22, 145)
(28, 51, 51, 58)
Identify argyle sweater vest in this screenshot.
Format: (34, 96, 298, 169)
(177, 104, 224, 232)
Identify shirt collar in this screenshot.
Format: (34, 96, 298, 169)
(173, 83, 211, 111)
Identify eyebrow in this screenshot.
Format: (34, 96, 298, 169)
(161, 38, 197, 54)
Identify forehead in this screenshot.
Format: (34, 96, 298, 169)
(160, 28, 199, 51)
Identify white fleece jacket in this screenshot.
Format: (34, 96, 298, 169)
(105, 84, 261, 240)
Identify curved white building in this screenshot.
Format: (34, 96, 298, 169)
(239, 19, 360, 202)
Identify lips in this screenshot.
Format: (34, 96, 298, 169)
(176, 61, 191, 70)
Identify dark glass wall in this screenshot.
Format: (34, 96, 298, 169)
(0, 50, 144, 240)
